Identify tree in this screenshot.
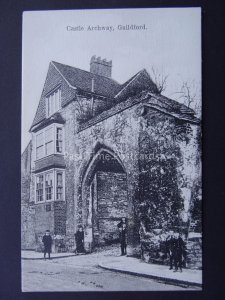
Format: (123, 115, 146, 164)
(150, 67, 169, 94)
(172, 80, 201, 118)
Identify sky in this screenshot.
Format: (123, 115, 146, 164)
(22, 7, 201, 152)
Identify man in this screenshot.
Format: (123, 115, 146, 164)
(75, 225, 85, 254)
(42, 230, 52, 260)
(119, 223, 127, 256)
(166, 230, 176, 270)
(173, 232, 185, 272)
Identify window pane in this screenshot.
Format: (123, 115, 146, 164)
(56, 128, 63, 153)
(48, 95, 52, 116)
(46, 141, 53, 155)
(56, 172, 63, 200)
(36, 175, 44, 202)
(57, 173, 62, 185)
(47, 96, 50, 116)
(46, 88, 61, 117)
(45, 127, 54, 143)
(50, 94, 54, 115)
(36, 145, 44, 159)
(45, 172, 53, 201)
(55, 90, 59, 111)
(36, 132, 43, 147)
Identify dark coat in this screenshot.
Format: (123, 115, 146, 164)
(166, 236, 176, 255)
(174, 237, 185, 256)
(75, 230, 85, 253)
(119, 228, 127, 245)
(42, 235, 52, 251)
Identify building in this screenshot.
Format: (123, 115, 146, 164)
(21, 56, 201, 268)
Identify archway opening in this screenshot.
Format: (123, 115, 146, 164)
(82, 149, 128, 248)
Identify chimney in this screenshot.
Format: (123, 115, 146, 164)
(90, 55, 112, 78)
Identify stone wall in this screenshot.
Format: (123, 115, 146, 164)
(137, 107, 201, 269)
(73, 102, 142, 252)
(21, 141, 36, 249)
(24, 71, 201, 268)
(54, 201, 66, 235)
(186, 234, 202, 269)
(95, 171, 128, 245)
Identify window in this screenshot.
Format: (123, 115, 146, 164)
(56, 128, 63, 153)
(35, 169, 65, 203)
(45, 127, 54, 155)
(36, 175, 44, 202)
(36, 132, 44, 160)
(46, 88, 61, 117)
(56, 172, 63, 200)
(35, 124, 63, 160)
(45, 172, 53, 201)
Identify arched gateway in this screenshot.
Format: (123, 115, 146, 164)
(81, 147, 128, 250)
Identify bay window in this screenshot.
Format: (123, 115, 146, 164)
(35, 169, 65, 203)
(35, 124, 64, 160)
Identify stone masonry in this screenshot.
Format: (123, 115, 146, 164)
(21, 56, 202, 268)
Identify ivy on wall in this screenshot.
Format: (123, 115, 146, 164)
(137, 113, 189, 233)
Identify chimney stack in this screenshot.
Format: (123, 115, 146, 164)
(90, 55, 112, 78)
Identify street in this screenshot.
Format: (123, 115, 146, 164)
(22, 252, 200, 291)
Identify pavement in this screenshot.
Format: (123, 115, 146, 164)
(98, 256, 202, 288)
(22, 250, 76, 260)
(22, 250, 202, 288)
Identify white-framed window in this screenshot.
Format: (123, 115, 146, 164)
(46, 87, 61, 117)
(35, 124, 64, 160)
(36, 174, 44, 202)
(45, 126, 54, 156)
(35, 169, 65, 203)
(45, 172, 53, 201)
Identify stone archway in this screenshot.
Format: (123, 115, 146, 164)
(81, 147, 128, 250)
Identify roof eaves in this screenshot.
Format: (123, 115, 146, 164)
(147, 92, 195, 115)
(144, 103, 200, 124)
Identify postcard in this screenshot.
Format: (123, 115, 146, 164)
(21, 7, 202, 291)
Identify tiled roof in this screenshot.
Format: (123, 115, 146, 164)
(30, 61, 198, 131)
(115, 69, 159, 100)
(77, 90, 200, 133)
(148, 92, 195, 116)
(31, 112, 65, 133)
(52, 61, 121, 98)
